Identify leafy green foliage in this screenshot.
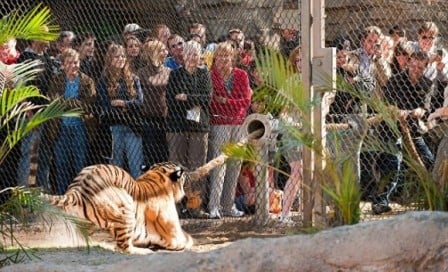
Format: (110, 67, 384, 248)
(0, 3, 59, 44)
(322, 156, 361, 225)
(0, 86, 80, 164)
(226, 48, 365, 226)
(252, 47, 310, 117)
(0, 187, 92, 267)
(0, 4, 89, 266)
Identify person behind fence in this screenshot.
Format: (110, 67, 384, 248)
(15, 34, 57, 191)
(47, 48, 96, 194)
(408, 21, 448, 112)
(275, 46, 304, 224)
(338, 26, 399, 214)
(188, 22, 216, 69)
(137, 40, 171, 167)
(207, 41, 252, 219)
(389, 25, 407, 49)
(97, 43, 144, 178)
(152, 24, 171, 46)
(384, 52, 435, 170)
(73, 32, 100, 81)
(326, 35, 367, 194)
(0, 38, 20, 65)
(73, 32, 107, 166)
(166, 40, 212, 217)
(125, 35, 145, 74)
(235, 161, 283, 215)
(122, 23, 142, 42)
(165, 34, 185, 70)
(1, 38, 20, 196)
(390, 42, 411, 78)
(227, 28, 245, 52)
(50, 31, 76, 75)
(377, 51, 436, 213)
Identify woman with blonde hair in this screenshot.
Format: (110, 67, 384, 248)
(208, 41, 252, 219)
(137, 40, 171, 166)
(97, 43, 144, 178)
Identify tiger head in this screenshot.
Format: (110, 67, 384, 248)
(149, 161, 187, 202)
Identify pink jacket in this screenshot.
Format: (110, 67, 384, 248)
(210, 67, 252, 125)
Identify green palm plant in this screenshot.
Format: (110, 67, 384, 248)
(0, 4, 90, 267)
(224, 47, 418, 226)
(223, 47, 363, 226)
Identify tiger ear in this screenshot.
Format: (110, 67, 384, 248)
(169, 169, 184, 182)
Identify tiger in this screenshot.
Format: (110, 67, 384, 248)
(42, 161, 194, 255)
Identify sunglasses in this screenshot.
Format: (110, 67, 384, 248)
(170, 41, 184, 49)
(421, 35, 435, 40)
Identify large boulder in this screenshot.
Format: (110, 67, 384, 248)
(3, 211, 448, 271)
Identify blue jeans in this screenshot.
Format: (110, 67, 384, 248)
(53, 123, 87, 194)
(413, 136, 434, 170)
(36, 124, 54, 192)
(111, 125, 143, 178)
(17, 129, 40, 187)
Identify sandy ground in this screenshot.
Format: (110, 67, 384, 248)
(0, 201, 408, 268)
(0, 214, 299, 267)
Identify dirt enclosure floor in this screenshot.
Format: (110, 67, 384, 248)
(0, 202, 408, 267)
(0, 214, 303, 266)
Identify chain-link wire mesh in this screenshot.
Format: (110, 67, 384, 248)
(326, 0, 448, 221)
(2, 0, 447, 229)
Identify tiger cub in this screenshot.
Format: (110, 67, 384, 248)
(42, 162, 194, 254)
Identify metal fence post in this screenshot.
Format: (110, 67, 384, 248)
(301, 0, 336, 227)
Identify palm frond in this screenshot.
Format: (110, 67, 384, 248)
(221, 142, 260, 162)
(10, 60, 44, 84)
(0, 86, 81, 164)
(0, 86, 46, 117)
(253, 47, 310, 116)
(0, 4, 59, 44)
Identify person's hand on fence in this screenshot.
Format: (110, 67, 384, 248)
(111, 99, 125, 107)
(428, 107, 448, 122)
(175, 93, 187, 101)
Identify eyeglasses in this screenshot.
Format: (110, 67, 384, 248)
(421, 35, 435, 40)
(170, 41, 184, 49)
(190, 33, 203, 39)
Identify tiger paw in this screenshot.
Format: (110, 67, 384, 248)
(126, 246, 153, 255)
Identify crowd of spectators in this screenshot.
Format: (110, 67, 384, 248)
(3, 18, 448, 222)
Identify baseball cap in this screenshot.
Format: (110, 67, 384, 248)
(123, 23, 142, 34)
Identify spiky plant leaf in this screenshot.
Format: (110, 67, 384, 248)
(0, 86, 81, 164)
(0, 3, 59, 44)
(0, 187, 92, 266)
(0, 5, 91, 265)
(253, 48, 311, 118)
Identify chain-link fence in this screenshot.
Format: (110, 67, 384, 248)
(1, 0, 447, 229)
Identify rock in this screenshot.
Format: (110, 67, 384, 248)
(3, 211, 448, 271)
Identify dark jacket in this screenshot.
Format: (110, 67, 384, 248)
(137, 63, 170, 119)
(166, 66, 212, 133)
(384, 69, 434, 138)
(17, 49, 57, 104)
(96, 75, 143, 131)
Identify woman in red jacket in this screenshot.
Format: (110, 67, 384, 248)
(207, 41, 252, 219)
